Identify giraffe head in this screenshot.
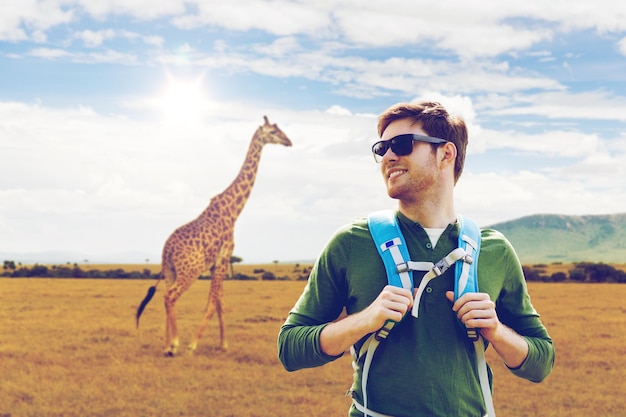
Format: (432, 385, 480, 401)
(256, 116, 293, 147)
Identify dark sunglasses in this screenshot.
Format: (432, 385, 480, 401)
(371, 134, 448, 162)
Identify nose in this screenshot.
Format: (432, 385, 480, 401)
(381, 145, 397, 161)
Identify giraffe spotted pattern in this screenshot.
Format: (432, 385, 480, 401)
(136, 116, 292, 356)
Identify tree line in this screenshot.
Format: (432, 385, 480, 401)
(1, 260, 311, 281)
(523, 262, 626, 283)
(2, 260, 624, 283)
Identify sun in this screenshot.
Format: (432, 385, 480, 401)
(156, 74, 210, 125)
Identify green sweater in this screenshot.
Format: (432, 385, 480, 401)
(278, 211, 554, 417)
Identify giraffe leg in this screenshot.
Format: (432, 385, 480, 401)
(215, 241, 232, 350)
(189, 245, 231, 353)
(215, 290, 228, 351)
(189, 296, 217, 353)
(164, 286, 181, 356)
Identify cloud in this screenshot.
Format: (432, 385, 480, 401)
(73, 0, 187, 20)
(172, 1, 329, 34)
(2, 0, 626, 56)
(254, 36, 302, 57)
(182, 45, 564, 100)
(0, 0, 74, 41)
(480, 129, 607, 158)
(618, 36, 626, 56)
(26, 47, 71, 59)
(72, 29, 164, 48)
(483, 90, 626, 121)
(74, 29, 118, 47)
(24, 46, 138, 64)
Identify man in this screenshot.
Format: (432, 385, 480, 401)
(278, 101, 554, 417)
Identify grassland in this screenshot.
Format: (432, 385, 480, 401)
(1, 276, 625, 416)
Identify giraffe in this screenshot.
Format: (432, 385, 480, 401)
(136, 116, 292, 356)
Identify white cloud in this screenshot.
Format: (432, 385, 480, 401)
(74, 0, 187, 20)
(2, 0, 626, 58)
(186, 46, 564, 99)
(480, 129, 607, 158)
(325, 105, 352, 116)
(72, 29, 165, 47)
(74, 29, 117, 47)
(484, 90, 626, 121)
(23, 46, 138, 64)
(172, 1, 329, 35)
(456, 165, 626, 227)
(0, 0, 74, 41)
(618, 36, 626, 56)
(27, 47, 71, 59)
(254, 36, 301, 57)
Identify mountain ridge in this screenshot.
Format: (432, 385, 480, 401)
(487, 213, 626, 264)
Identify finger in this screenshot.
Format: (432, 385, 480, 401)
(385, 285, 414, 299)
(458, 306, 499, 330)
(385, 298, 412, 315)
(454, 295, 494, 316)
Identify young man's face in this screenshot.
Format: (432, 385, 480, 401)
(378, 118, 442, 202)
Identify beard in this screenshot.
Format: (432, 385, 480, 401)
(385, 167, 438, 203)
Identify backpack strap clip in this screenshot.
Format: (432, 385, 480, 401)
(396, 262, 410, 274)
(432, 255, 453, 276)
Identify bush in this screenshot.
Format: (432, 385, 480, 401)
(231, 273, 258, 281)
(261, 272, 276, 281)
(551, 272, 567, 283)
(522, 265, 543, 282)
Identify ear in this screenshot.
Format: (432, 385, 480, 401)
(440, 141, 457, 165)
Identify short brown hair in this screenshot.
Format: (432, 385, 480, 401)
(377, 101, 468, 183)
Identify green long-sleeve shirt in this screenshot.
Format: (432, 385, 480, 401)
(278, 211, 554, 417)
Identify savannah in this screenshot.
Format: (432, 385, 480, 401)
(1, 263, 625, 417)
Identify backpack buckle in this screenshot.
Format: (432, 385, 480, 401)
(375, 319, 396, 341)
(396, 262, 410, 273)
(466, 328, 479, 341)
(432, 257, 452, 276)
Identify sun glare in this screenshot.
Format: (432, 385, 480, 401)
(156, 75, 210, 125)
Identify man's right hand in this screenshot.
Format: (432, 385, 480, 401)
(319, 285, 413, 356)
(361, 285, 414, 332)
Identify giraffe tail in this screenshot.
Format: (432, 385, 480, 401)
(135, 273, 162, 328)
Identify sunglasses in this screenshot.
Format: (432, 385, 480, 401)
(371, 134, 449, 162)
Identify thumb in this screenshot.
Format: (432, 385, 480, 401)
(445, 291, 455, 304)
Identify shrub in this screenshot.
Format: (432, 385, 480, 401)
(261, 272, 276, 281)
(551, 272, 567, 283)
(231, 273, 258, 281)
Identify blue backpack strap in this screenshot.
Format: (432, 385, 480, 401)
(367, 210, 414, 341)
(454, 214, 482, 340)
(454, 216, 495, 417)
(367, 210, 413, 290)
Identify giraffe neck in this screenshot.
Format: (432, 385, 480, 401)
(212, 134, 264, 220)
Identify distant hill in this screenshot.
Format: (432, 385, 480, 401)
(487, 213, 626, 264)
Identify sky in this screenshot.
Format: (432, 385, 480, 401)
(1, 0, 625, 265)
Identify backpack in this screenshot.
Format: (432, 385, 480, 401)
(350, 210, 495, 417)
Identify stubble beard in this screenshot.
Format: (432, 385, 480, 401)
(386, 174, 433, 204)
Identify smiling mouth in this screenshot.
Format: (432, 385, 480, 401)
(387, 169, 407, 180)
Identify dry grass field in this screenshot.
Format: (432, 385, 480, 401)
(1, 274, 625, 417)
